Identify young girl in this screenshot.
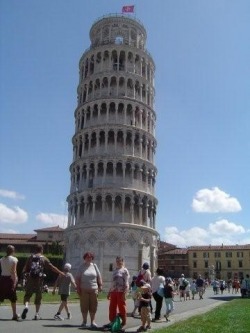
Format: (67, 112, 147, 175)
(130, 276, 139, 317)
(163, 278, 174, 322)
(190, 280, 197, 300)
(137, 283, 152, 332)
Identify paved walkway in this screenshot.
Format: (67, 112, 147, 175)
(0, 287, 241, 333)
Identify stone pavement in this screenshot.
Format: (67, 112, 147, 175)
(0, 287, 241, 333)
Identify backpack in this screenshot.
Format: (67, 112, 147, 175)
(111, 315, 122, 332)
(29, 255, 44, 278)
(135, 271, 145, 287)
(182, 279, 189, 288)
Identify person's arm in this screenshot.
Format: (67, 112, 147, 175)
(124, 268, 130, 293)
(69, 273, 77, 289)
(10, 259, 18, 286)
(75, 270, 82, 294)
(94, 264, 103, 291)
(48, 262, 65, 276)
(22, 256, 31, 274)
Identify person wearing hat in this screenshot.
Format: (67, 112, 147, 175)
(52, 262, 76, 320)
(137, 283, 152, 332)
(178, 273, 188, 301)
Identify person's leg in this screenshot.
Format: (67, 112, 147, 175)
(152, 292, 162, 320)
(145, 307, 151, 327)
(89, 290, 98, 326)
(10, 285, 18, 319)
(109, 291, 118, 323)
(34, 285, 43, 319)
(11, 302, 18, 318)
(117, 292, 127, 327)
(64, 301, 70, 315)
(140, 307, 147, 328)
(80, 291, 89, 325)
(22, 287, 33, 319)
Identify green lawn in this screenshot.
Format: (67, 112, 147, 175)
(0, 291, 108, 305)
(154, 298, 250, 333)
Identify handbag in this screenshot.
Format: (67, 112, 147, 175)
(94, 264, 102, 289)
(157, 283, 164, 297)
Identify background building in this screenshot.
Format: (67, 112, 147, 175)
(188, 244, 250, 281)
(0, 226, 64, 254)
(64, 14, 159, 287)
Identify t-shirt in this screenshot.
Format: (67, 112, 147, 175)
(164, 285, 173, 298)
(56, 272, 75, 295)
(0, 256, 18, 276)
(196, 278, 204, 287)
(110, 267, 130, 292)
(151, 274, 165, 293)
(140, 291, 151, 307)
(76, 263, 101, 290)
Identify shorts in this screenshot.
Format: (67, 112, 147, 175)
(0, 276, 17, 303)
(60, 294, 69, 302)
(23, 277, 43, 305)
(79, 289, 98, 314)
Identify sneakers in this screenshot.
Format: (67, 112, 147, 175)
(81, 322, 88, 328)
(67, 312, 72, 319)
(21, 308, 28, 320)
(12, 314, 20, 321)
(137, 326, 147, 332)
(90, 323, 98, 329)
(152, 318, 161, 322)
(33, 314, 41, 320)
(146, 325, 151, 329)
(54, 314, 64, 321)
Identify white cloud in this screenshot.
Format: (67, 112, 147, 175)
(0, 203, 28, 224)
(208, 219, 245, 235)
(36, 213, 67, 228)
(163, 219, 250, 247)
(192, 187, 241, 213)
(0, 189, 25, 200)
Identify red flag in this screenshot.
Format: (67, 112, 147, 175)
(122, 5, 135, 13)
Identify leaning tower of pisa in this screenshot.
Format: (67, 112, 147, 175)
(64, 14, 158, 286)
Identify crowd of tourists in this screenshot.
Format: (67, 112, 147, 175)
(1, 244, 250, 332)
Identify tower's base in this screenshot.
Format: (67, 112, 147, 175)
(64, 223, 159, 289)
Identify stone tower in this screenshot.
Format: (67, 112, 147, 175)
(64, 14, 158, 287)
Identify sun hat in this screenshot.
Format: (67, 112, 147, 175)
(64, 263, 72, 270)
(141, 283, 151, 290)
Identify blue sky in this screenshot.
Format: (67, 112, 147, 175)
(1, 0, 250, 247)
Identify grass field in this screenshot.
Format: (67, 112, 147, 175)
(154, 298, 250, 333)
(0, 290, 108, 305)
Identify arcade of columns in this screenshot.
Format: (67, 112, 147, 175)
(64, 14, 159, 286)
